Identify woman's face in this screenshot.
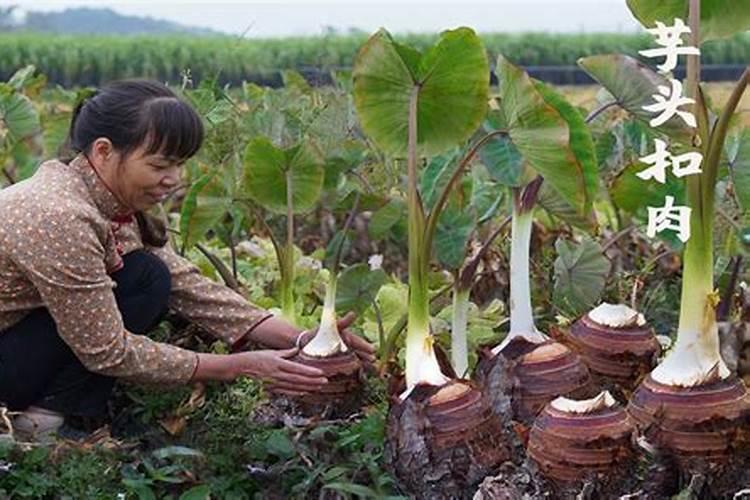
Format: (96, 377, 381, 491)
(92, 140, 184, 211)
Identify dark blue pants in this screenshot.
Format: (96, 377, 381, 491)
(0, 250, 171, 417)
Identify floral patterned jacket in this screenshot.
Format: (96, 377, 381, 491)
(0, 155, 272, 384)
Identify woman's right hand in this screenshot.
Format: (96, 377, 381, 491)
(194, 348, 328, 395)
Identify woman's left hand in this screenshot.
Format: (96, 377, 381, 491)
(302, 311, 376, 365)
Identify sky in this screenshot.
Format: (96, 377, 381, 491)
(10, 0, 643, 38)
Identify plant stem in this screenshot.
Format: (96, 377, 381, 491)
(228, 231, 238, 282)
(281, 169, 296, 324)
(584, 101, 617, 124)
(493, 189, 546, 354)
(451, 284, 471, 378)
(404, 85, 447, 393)
(303, 272, 346, 356)
(651, 0, 729, 386)
(195, 243, 240, 291)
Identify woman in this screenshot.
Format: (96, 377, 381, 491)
(0, 80, 374, 440)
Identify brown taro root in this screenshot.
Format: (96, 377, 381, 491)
(385, 380, 511, 499)
(477, 337, 594, 425)
(628, 374, 750, 462)
(527, 391, 635, 483)
(561, 303, 661, 391)
(290, 350, 364, 417)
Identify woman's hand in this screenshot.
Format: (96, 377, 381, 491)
(302, 312, 377, 365)
(193, 349, 327, 395)
(231, 348, 328, 395)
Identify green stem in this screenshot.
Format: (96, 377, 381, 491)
(282, 169, 296, 325)
(404, 85, 447, 392)
(651, 0, 729, 386)
(451, 284, 471, 378)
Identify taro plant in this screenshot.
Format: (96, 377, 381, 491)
(242, 137, 325, 325)
(353, 27, 511, 495)
(0, 65, 43, 186)
(353, 27, 493, 395)
(579, 0, 750, 459)
(471, 55, 599, 422)
(419, 150, 506, 376)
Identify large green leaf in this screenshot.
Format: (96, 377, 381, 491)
(537, 182, 598, 231)
(434, 204, 476, 270)
(368, 198, 407, 239)
(0, 86, 40, 142)
(179, 168, 232, 250)
(419, 149, 462, 209)
(494, 55, 596, 216)
(553, 236, 611, 316)
(336, 263, 388, 315)
(610, 160, 686, 217)
(479, 109, 527, 187)
(534, 80, 599, 215)
(728, 128, 750, 212)
(242, 137, 324, 214)
(627, 0, 750, 42)
(352, 28, 489, 156)
(578, 54, 694, 143)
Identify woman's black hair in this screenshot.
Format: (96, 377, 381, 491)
(64, 79, 204, 163)
(63, 80, 203, 248)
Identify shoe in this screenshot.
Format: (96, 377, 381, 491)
(12, 406, 64, 443)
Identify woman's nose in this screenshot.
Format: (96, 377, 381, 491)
(160, 166, 181, 188)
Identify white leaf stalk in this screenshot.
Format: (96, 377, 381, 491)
(649, 0, 736, 388)
(650, 240, 729, 386)
(302, 275, 349, 357)
(451, 286, 471, 378)
(402, 315, 450, 401)
(493, 203, 547, 355)
(401, 85, 449, 400)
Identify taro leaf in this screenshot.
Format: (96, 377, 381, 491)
(8, 66, 37, 90)
(494, 56, 596, 216)
(419, 149, 462, 210)
(610, 160, 686, 217)
(352, 27, 489, 156)
(479, 109, 526, 187)
(577, 54, 694, 144)
(323, 140, 369, 191)
(434, 204, 476, 270)
(324, 229, 353, 271)
(595, 129, 620, 171)
(470, 171, 504, 223)
(369, 198, 407, 239)
(626, 0, 750, 42)
(0, 86, 40, 142)
(180, 168, 232, 251)
(728, 128, 750, 212)
(553, 236, 611, 316)
(533, 80, 598, 214)
(336, 263, 387, 315)
(243, 137, 324, 215)
(537, 182, 598, 231)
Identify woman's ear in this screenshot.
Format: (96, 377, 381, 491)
(89, 137, 115, 168)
